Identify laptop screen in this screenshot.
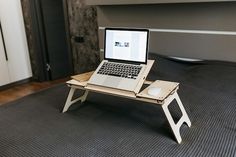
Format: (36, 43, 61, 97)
(104, 28, 149, 64)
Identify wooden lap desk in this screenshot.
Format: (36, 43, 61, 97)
(62, 71, 191, 144)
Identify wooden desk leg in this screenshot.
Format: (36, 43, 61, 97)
(161, 92, 191, 144)
(174, 93, 191, 127)
(62, 87, 89, 113)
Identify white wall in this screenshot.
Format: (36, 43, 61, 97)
(0, 0, 32, 84)
(0, 27, 10, 86)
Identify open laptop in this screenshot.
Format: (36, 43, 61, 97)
(87, 28, 150, 93)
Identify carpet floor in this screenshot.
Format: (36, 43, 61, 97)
(0, 54, 236, 157)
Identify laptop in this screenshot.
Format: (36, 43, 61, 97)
(87, 28, 151, 93)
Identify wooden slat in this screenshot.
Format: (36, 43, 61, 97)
(85, 84, 136, 98)
(144, 80, 154, 85)
(134, 60, 155, 93)
(71, 71, 94, 82)
(66, 80, 88, 87)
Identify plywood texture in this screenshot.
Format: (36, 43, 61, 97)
(71, 71, 94, 82)
(137, 80, 179, 101)
(21, 0, 39, 80)
(67, 0, 100, 74)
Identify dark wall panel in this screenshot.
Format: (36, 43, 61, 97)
(98, 29, 236, 61)
(98, 3, 236, 30)
(67, 0, 100, 74)
(40, 0, 73, 79)
(86, 0, 234, 5)
(149, 32, 236, 61)
(97, 2, 236, 62)
(21, 0, 39, 80)
(21, 0, 100, 79)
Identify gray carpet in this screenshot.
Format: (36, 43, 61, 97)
(0, 54, 236, 157)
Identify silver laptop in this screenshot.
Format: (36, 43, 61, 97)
(87, 28, 149, 92)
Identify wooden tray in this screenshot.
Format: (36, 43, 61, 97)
(137, 80, 179, 101)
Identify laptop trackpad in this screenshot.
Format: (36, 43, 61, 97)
(103, 76, 121, 88)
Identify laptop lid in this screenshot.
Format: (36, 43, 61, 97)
(104, 28, 149, 64)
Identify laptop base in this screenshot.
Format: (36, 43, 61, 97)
(87, 60, 154, 94)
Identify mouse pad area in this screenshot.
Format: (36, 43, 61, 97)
(137, 80, 179, 101)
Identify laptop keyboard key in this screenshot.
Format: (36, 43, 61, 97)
(97, 62, 142, 79)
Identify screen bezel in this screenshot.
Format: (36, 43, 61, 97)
(104, 27, 149, 64)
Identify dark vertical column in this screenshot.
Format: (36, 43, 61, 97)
(21, 0, 39, 80)
(67, 0, 100, 74)
(40, 0, 73, 80)
(63, 0, 74, 73)
(21, 0, 100, 79)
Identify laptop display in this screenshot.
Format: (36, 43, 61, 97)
(104, 28, 149, 64)
(87, 27, 153, 93)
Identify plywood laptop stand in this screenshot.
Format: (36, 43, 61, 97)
(63, 60, 191, 144)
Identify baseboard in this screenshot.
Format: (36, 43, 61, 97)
(0, 77, 33, 91)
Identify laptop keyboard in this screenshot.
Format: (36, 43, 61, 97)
(97, 62, 142, 79)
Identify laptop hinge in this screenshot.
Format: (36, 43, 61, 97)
(107, 59, 142, 65)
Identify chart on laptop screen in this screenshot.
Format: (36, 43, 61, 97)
(105, 29, 148, 63)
